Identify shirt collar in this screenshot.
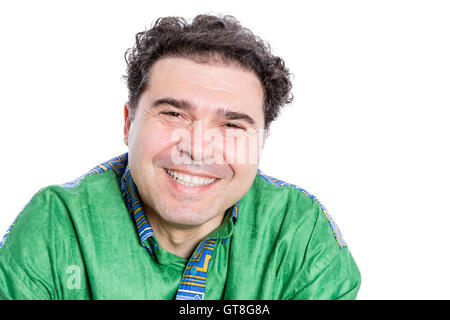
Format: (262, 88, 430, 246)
(120, 165, 155, 245)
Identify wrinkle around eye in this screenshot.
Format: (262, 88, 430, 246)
(158, 111, 192, 127)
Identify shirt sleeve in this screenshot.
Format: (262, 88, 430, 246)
(284, 200, 361, 300)
(287, 246, 361, 300)
(0, 255, 52, 300)
(0, 191, 56, 300)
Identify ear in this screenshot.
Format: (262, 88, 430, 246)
(261, 127, 270, 148)
(123, 103, 132, 146)
(265, 128, 270, 140)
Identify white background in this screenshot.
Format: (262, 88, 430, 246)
(1, 0, 449, 299)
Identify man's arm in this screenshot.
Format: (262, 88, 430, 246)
(0, 191, 56, 300)
(0, 256, 52, 300)
(282, 200, 361, 300)
(287, 246, 361, 300)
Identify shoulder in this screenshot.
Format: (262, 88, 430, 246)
(0, 154, 130, 299)
(251, 169, 347, 250)
(0, 154, 128, 250)
(249, 171, 361, 299)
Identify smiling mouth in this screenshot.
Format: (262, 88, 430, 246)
(164, 169, 218, 187)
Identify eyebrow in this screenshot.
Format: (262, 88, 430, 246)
(151, 97, 196, 111)
(151, 97, 257, 128)
(216, 109, 256, 127)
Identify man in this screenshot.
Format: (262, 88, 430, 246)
(0, 14, 361, 300)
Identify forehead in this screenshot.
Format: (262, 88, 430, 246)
(143, 57, 265, 124)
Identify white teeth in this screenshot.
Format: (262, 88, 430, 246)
(165, 169, 217, 187)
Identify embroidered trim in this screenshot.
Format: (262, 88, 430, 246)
(175, 239, 218, 300)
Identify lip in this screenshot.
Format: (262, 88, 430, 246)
(163, 168, 220, 194)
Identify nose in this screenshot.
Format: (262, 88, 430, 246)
(190, 120, 205, 162)
(175, 120, 222, 164)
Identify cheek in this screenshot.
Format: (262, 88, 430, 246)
(223, 134, 262, 166)
(129, 122, 176, 163)
(228, 163, 258, 198)
(221, 135, 259, 186)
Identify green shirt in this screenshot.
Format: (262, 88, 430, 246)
(0, 153, 361, 299)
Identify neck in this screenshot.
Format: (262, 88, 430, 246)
(145, 208, 225, 259)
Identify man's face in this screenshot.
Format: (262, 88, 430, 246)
(124, 57, 265, 228)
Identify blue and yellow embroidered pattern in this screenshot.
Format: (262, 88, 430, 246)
(257, 169, 347, 249)
(120, 166, 155, 255)
(175, 239, 217, 300)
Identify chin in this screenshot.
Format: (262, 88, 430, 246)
(163, 215, 210, 228)
(159, 206, 215, 227)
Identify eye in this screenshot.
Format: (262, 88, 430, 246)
(161, 111, 182, 117)
(224, 123, 244, 130)
(159, 110, 191, 127)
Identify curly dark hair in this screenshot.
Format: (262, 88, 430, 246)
(124, 14, 293, 129)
